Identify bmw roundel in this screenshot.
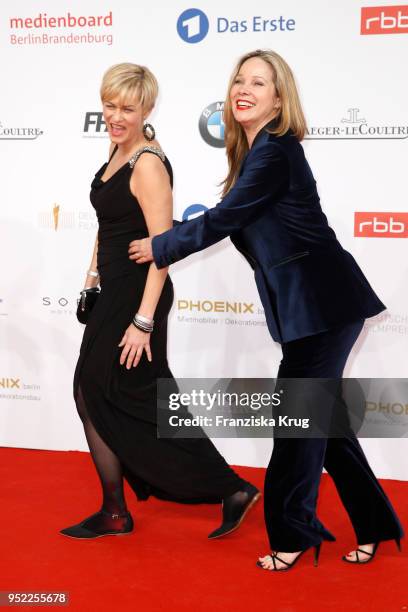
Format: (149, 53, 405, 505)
(199, 102, 225, 148)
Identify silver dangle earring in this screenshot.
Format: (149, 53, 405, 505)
(143, 122, 155, 141)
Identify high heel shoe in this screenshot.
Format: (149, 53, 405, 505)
(207, 482, 261, 539)
(60, 509, 134, 539)
(342, 537, 402, 564)
(256, 543, 322, 572)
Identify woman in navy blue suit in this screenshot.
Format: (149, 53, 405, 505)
(129, 49, 403, 570)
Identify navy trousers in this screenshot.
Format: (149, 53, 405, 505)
(264, 320, 404, 552)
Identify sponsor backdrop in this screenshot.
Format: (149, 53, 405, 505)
(1, 0, 407, 479)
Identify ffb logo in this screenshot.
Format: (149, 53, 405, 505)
(83, 112, 107, 137)
(354, 212, 408, 237)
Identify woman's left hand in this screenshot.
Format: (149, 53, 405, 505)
(118, 324, 152, 369)
(128, 237, 153, 263)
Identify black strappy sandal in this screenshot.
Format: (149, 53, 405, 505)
(342, 538, 401, 564)
(256, 543, 321, 572)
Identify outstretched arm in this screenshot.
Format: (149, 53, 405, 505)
(129, 141, 288, 268)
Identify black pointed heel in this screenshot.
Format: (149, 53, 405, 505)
(256, 543, 322, 572)
(60, 510, 134, 539)
(314, 542, 322, 567)
(208, 482, 261, 539)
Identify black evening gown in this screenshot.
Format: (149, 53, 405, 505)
(73, 147, 245, 503)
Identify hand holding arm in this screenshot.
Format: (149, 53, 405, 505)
(129, 141, 288, 267)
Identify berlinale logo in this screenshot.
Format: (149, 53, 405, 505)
(199, 102, 225, 147)
(83, 112, 108, 137)
(361, 5, 408, 35)
(354, 212, 408, 237)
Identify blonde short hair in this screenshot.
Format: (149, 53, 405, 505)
(100, 63, 158, 111)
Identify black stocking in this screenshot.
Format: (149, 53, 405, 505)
(75, 385, 129, 530)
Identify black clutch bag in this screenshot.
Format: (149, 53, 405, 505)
(76, 287, 100, 324)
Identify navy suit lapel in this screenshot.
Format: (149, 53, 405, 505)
(251, 117, 278, 148)
(238, 118, 277, 176)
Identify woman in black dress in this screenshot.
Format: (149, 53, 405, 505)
(60, 63, 259, 540)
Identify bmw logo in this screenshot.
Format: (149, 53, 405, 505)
(182, 204, 209, 221)
(199, 102, 225, 148)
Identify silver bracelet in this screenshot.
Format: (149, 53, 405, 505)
(135, 312, 154, 325)
(132, 313, 154, 333)
(87, 270, 99, 278)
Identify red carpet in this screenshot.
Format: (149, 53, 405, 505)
(1, 447, 406, 611)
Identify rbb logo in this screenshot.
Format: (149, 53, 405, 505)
(177, 8, 209, 43)
(361, 5, 408, 35)
(354, 212, 408, 237)
(83, 112, 107, 136)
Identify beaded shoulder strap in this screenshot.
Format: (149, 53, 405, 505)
(128, 146, 165, 168)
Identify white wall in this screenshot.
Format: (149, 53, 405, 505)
(1, 0, 407, 479)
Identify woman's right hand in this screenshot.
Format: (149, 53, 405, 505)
(118, 324, 152, 369)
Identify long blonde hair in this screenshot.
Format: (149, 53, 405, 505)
(222, 49, 307, 196)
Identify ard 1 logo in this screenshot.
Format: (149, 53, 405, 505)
(177, 9, 209, 43)
(176, 9, 296, 43)
(182, 204, 209, 221)
(354, 212, 408, 237)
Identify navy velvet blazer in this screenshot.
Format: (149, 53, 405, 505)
(152, 121, 385, 343)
